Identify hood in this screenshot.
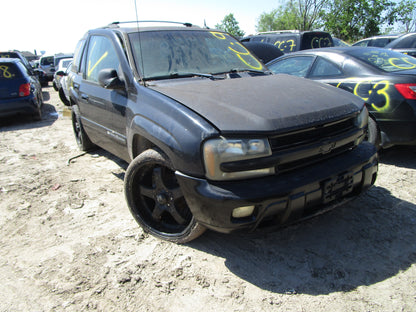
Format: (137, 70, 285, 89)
(149, 74, 363, 133)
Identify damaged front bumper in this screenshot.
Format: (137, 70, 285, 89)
(176, 142, 378, 233)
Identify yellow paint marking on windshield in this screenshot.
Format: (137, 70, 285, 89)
(228, 42, 263, 70)
(0, 65, 12, 78)
(210, 32, 263, 70)
(87, 51, 108, 77)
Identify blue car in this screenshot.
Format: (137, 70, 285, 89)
(0, 58, 43, 120)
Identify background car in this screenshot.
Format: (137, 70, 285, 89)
(39, 55, 55, 81)
(333, 37, 351, 47)
(352, 34, 402, 47)
(266, 47, 416, 148)
(241, 30, 334, 53)
(241, 41, 284, 63)
(385, 32, 416, 57)
(0, 50, 47, 87)
(55, 60, 72, 106)
(0, 58, 43, 120)
(52, 57, 73, 91)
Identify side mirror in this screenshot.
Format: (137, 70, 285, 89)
(55, 70, 66, 76)
(98, 68, 124, 90)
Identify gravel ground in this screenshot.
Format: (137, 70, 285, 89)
(0, 85, 415, 311)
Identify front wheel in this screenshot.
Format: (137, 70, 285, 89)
(124, 149, 205, 243)
(366, 116, 381, 150)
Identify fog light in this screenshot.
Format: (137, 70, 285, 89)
(232, 206, 255, 218)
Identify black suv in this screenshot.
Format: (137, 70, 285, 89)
(241, 30, 334, 53)
(68, 22, 378, 243)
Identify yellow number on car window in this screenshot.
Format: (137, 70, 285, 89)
(0, 65, 12, 78)
(388, 57, 416, 70)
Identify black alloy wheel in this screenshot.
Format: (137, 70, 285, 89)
(124, 149, 205, 243)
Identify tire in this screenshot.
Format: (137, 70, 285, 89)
(58, 88, 70, 106)
(124, 149, 206, 243)
(32, 96, 43, 121)
(53, 81, 58, 91)
(71, 105, 95, 151)
(366, 116, 381, 150)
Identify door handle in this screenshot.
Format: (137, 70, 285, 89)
(73, 82, 80, 89)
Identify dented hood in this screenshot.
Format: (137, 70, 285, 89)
(149, 74, 363, 133)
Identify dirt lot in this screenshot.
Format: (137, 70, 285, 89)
(0, 86, 415, 311)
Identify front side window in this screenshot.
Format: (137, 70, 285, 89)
(128, 30, 266, 80)
(85, 35, 119, 82)
(268, 56, 315, 77)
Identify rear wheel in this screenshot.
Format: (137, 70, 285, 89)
(71, 105, 95, 151)
(124, 149, 206, 243)
(32, 96, 43, 121)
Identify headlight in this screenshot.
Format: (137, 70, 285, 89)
(203, 137, 274, 181)
(354, 106, 368, 129)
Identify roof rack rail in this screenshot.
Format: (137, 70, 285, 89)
(107, 21, 194, 28)
(256, 30, 300, 35)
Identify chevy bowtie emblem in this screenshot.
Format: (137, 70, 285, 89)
(320, 141, 336, 154)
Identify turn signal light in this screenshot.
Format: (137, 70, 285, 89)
(19, 83, 31, 97)
(395, 83, 416, 100)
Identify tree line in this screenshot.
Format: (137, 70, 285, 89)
(215, 0, 416, 42)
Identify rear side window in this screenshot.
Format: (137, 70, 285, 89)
(301, 33, 333, 50)
(0, 62, 23, 80)
(268, 56, 315, 77)
(310, 57, 343, 77)
(72, 39, 86, 73)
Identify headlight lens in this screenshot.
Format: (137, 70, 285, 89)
(203, 138, 274, 180)
(354, 106, 369, 129)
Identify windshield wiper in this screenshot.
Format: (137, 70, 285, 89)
(214, 68, 271, 76)
(144, 72, 224, 81)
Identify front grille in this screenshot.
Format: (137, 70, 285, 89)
(269, 116, 362, 174)
(269, 117, 355, 152)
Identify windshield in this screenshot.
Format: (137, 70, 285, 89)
(347, 48, 416, 72)
(128, 30, 267, 80)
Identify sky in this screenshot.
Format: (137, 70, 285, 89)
(1, 0, 284, 56)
